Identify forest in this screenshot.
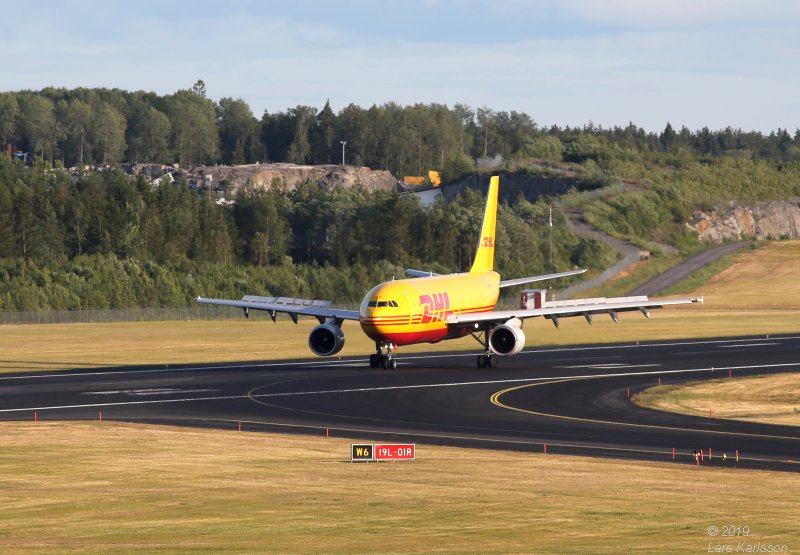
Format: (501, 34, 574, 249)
(2, 80, 799, 177)
(1, 83, 799, 311)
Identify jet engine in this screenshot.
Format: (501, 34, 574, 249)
(308, 322, 345, 356)
(488, 322, 525, 356)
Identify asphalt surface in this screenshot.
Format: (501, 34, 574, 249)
(1, 334, 798, 471)
(628, 242, 747, 296)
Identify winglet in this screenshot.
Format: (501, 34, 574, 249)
(470, 175, 499, 273)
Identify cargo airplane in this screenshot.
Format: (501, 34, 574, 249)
(196, 176, 702, 369)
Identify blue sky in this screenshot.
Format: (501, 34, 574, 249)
(2, 0, 798, 132)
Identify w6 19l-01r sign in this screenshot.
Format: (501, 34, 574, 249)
(351, 443, 415, 462)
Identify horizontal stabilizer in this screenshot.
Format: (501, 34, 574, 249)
(405, 269, 442, 278)
(499, 269, 586, 288)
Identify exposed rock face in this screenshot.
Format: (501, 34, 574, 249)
(441, 172, 577, 205)
(688, 200, 800, 242)
(191, 163, 399, 193)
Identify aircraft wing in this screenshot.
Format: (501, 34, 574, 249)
(195, 295, 360, 323)
(499, 269, 586, 288)
(447, 296, 703, 327)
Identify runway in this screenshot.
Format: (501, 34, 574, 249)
(1, 334, 798, 471)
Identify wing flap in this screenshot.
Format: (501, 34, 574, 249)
(447, 297, 703, 326)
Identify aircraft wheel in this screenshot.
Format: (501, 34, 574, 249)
(489, 354, 498, 368)
(389, 357, 397, 370)
(369, 354, 379, 368)
(477, 355, 485, 368)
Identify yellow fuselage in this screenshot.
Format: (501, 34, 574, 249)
(359, 271, 500, 347)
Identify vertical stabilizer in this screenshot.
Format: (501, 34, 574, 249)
(469, 175, 499, 273)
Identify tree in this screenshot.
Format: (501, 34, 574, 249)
(127, 99, 171, 163)
(92, 102, 127, 164)
(20, 94, 64, 161)
(476, 106, 496, 158)
(61, 98, 93, 166)
(522, 135, 564, 161)
(0, 92, 19, 148)
(234, 184, 291, 265)
(286, 106, 316, 164)
(660, 122, 676, 151)
(218, 97, 259, 164)
(192, 79, 207, 98)
(165, 89, 219, 167)
(312, 100, 337, 164)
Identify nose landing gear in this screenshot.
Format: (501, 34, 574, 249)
(369, 342, 397, 370)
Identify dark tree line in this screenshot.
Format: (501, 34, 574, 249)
(0, 155, 611, 310)
(2, 83, 799, 182)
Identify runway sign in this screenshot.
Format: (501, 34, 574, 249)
(374, 443, 415, 461)
(351, 443, 416, 462)
(351, 443, 373, 462)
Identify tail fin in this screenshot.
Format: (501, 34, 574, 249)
(469, 175, 499, 273)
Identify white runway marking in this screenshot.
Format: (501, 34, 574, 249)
(83, 388, 219, 396)
(717, 343, 779, 348)
(557, 363, 660, 370)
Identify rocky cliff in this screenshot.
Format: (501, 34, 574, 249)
(191, 163, 399, 193)
(688, 200, 800, 242)
(116, 162, 399, 195)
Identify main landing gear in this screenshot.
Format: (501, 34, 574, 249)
(477, 353, 498, 369)
(471, 324, 498, 368)
(369, 342, 397, 370)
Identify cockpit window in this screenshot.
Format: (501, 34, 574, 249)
(367, 300, 399, 308)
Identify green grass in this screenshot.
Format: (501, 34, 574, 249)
(587, 254, 680, 298)
(0, 422, 797, 553)
(659, 253, 738, 296)
(636, 374, 800, 426)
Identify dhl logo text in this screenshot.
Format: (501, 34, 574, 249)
(419, 292, 451, 324)
(481, 236, 494, 248)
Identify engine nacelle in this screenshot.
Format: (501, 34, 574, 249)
(308, 323, 345, 356)
(488, 323, 526, 356)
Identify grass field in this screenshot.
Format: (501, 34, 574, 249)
(1, 422, 797, 554)
(636, 373, 800, 427)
